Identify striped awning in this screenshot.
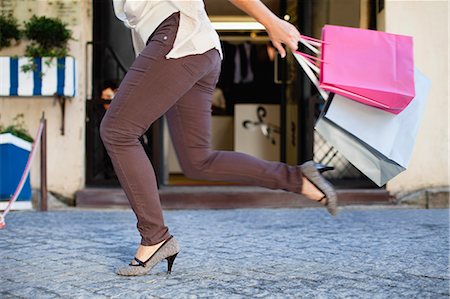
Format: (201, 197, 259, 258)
(0, 57, 76, 97)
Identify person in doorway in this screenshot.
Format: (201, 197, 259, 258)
(100, 80, 118, 111)
(99, 80, 119, 179)
(101, 0, 337, 276)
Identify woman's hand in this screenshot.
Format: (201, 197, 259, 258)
(265, 18, 301, 58)
(228, 0, 302, 58)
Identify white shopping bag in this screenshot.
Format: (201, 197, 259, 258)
(314, 69, 431, 186)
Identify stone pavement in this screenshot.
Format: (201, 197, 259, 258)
(0, 207, 449, 298)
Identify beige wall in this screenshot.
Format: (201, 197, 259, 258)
(384, 0, 449, 194)
(2, 0, 447, 199)
(0, 0, 92, 198)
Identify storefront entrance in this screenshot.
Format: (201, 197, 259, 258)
(86, 0, 381, 189)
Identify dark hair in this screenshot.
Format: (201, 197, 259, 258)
(101, 80, 118, 91)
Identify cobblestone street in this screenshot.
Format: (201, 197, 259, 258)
(1, 207, 449, 298)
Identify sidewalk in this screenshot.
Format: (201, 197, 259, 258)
(1, 207, 448, 298)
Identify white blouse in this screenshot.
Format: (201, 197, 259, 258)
(112, 0, 223, 59)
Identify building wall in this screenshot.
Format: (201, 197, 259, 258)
(0, 0, 92, 198)
(1, 0, 447, 200)
(384, 0, 449, 194)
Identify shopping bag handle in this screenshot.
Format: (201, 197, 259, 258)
(299, 38, 320, 55)
(294, 51, 326, 64)
(294, 51, 320, 74)
(295, 33, 330, 100)
(292, 52, 329, 101)
(300, 34, 328, 44)
(299, 34, 330, 53)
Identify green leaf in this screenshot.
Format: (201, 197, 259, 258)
(0, 114, 33, 142)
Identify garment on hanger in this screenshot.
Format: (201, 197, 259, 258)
(234, 42, 254, 84)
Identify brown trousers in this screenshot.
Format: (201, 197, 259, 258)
(100, 13, 303, 246)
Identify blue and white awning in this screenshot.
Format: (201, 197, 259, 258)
(0, 57, 76, 97)
(0, 133, 32, 151)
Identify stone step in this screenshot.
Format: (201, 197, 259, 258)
(76, 186, 392, 209)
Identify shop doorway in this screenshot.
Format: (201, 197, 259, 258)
(164, 0, 292, 186)
(86, 0, 381, 189)
(86, 0, 161, 186)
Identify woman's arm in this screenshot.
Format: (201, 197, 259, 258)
(228, 0, 301, 58)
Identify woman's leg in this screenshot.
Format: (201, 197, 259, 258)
(166, 50, 305, 194)
(100, 13, 205, 246)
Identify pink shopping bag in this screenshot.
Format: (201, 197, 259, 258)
(319, 25, 415, 114)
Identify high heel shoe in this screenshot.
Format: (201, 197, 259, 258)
(300, 161, 338, 216)
(315, 162, 334, 174)
(166, 252, 178, 274)
(116, 236, 180, 276)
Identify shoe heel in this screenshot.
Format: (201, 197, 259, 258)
(166, 253, 178, 274)
(315, 162, 334, 174)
